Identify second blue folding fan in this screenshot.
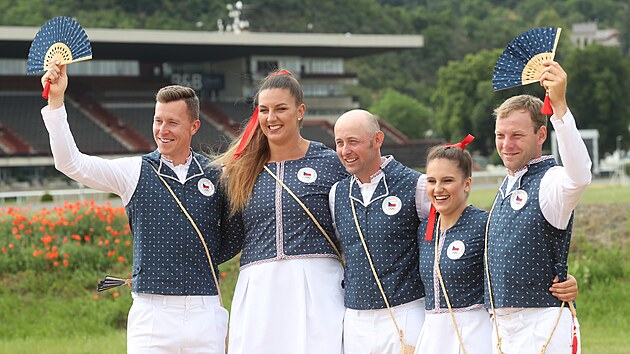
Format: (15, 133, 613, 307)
(492, 27, 561, 91)
(27, 16, 93, 98)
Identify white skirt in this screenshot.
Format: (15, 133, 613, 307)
(228, 257, 345, 354)
(414, 307, 492, 354)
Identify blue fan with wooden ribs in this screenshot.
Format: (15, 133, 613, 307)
(27, 16, 93, 99)
(492, 27, 562, 114)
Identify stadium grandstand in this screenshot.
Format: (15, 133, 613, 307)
(0, 23, 439, 200)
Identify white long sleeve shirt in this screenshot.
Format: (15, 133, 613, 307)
(504, 109, 592, 230)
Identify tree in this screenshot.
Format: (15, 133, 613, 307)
(564, 45, 630, 154)
(369, 88, 433, 139)
(432, 49, 513, 155)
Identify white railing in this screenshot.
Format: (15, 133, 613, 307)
(0, 188, 114, 204)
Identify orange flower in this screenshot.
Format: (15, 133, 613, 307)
(113, 292, 120, 298)
(125, 241, 131, 247)
(8, 244, 14, 249)
(117, 256, 125, 263)
(14, 234, 21, 240)
(41, 235, 53, 246)
(63, 259, 69, 267)
(221, 271, 227, 278)
(53, 261, 59, 267)
(93, 295, 99, 300)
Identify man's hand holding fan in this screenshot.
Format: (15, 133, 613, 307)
(26, 16, 92, 100)
(492, 27, 563, 115)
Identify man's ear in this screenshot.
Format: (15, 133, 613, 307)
(374, 131, 384, 148)
(191, 119, 201, 135)
(537, 125, 547, 145)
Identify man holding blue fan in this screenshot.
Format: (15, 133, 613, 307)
(486, 60, 590, 354)
(40, 62, 242, 354)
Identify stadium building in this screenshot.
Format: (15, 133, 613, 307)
(0, 24, 432, 201)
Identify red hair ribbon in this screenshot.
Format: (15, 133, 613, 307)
(230, 106, 259, 163)
(444, 134, 475, 149)
(424, 134, 475, 241)
(271, 69, 292, 77)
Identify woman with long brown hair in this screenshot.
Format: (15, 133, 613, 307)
(215, 70, 346, 354)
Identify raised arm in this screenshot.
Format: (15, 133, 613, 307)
(41, 62, 141, 204)
(539, 61, 592, 229)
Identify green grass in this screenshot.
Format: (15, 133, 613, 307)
(569, 240, 630, 353)
(0, 331, 126, 354)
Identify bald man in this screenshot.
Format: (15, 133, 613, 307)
(329, 109, 429, 354)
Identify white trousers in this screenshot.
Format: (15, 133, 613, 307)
(491, 307, 581, 354)
(127, 293, 228, 354)
(344, 298, 425, 354)
(414, 307, 492, 354)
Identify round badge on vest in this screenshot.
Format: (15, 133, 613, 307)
(197, 178, 215, 196)
(381, 196, 402, 215)
(297, 167, 318, 183)
(447, 240, 465, 260)
(510, 189, 528, 210)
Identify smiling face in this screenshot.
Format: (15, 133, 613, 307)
(334, 110, 384, 183)
(495, 109, 546, 175)
(153, 100, 199, 165)
(426, 158, 471, 218)
(257, 88, 305, 147)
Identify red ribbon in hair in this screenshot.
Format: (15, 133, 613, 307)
(230, 70, 295, 163)
(444, 134, 475, 150)
(424, 134, 475, 241)
(230, 107, 259, 163)
(272, 69, 292, 77)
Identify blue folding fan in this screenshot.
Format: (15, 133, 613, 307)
(492, 27, 561, 91)
(27, 16, 93, 98)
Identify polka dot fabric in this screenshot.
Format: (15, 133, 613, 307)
(418, 206, 488, 311)
(485, 158, 574, 308)
(493, 27, 560, 90)
(333, 159, 424, 310)
(239, 142, 348, 268)
(126, 150, 244, 295)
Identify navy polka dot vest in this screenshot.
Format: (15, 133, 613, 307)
(126, 150, 243, 295)
(239, 142, 348, 268)
(485, 158, 573, 308)
(419, 206, 488, 310)
(334, 159, 424, 310)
